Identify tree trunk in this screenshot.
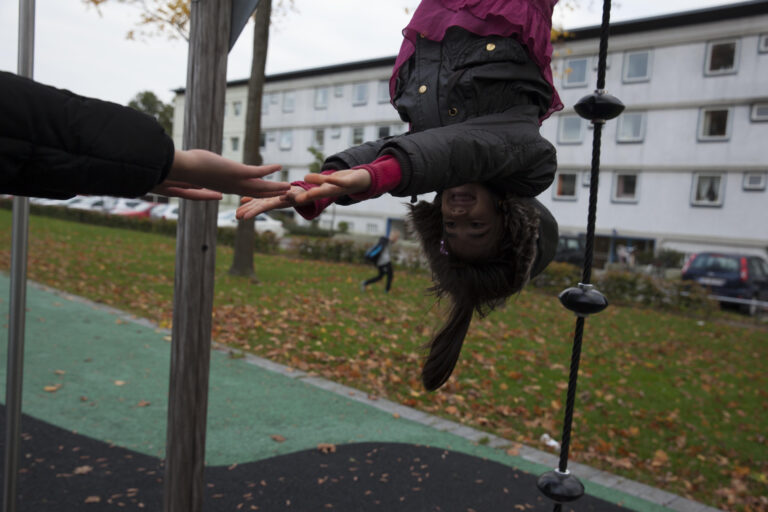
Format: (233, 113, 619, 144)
(229, 0, 273, 277)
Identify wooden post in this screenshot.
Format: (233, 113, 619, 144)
(163, 1, 232, 511)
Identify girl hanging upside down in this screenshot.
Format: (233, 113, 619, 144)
(238, 0, 563, 391)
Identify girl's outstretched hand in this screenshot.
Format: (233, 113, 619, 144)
(301, 168, 371, 201)
(236, 185, 309, 219)
(165, 149, 290, 199)
(236, 168, 372, 220)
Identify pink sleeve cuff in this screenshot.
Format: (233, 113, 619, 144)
(348, 155, 402, 201)
(291, 170, 335, 220)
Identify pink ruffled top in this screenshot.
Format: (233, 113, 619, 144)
(390, 0, 563, 121)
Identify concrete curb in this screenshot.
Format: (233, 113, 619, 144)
(29, 280, 726, 512)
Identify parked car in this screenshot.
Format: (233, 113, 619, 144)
(681, 252, 768, 315)
(109, 198, 155, 218)
(554, 234, 585, 266)
(149, 203, 179, 221)
(66, 195, 111, 212)
(217, 209, 286, 237)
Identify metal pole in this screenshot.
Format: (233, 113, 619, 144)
(163, 1, 232, 511)
(4, 1, 34, 510)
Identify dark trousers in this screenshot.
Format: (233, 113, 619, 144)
(364, 263, 393, 292)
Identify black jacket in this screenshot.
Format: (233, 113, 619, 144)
(323, 27, 557, 199)
(0, 71, 174, 199)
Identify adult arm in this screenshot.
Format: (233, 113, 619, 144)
(0, 71, 174, 198)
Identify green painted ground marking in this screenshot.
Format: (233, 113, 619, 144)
(0, 275, 674, 511)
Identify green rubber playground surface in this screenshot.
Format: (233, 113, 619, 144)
(0, 274, 693, 511)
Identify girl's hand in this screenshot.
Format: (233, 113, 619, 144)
(300, 168, 371, 201)
(236, 185, 309, 219)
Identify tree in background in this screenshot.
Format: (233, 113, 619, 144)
(128, 90, 174, 135)
(84, 0, 294, 280)
(230, 0, 272, 278)
(307, 146, 325, 174)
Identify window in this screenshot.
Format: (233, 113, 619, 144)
(616, 112, 646, 143)
(691, 173, 724, 207)
(314, 87, 329, 110)
(563, 57, 588, 87)
(366, 223, 378, 234)
(743, 172, 767, 191)
(393, 123, 409, 136)
(334, 84, 344, 97)
(582, 170, 592, 187)
(757, 34, 768, 53)
(558, 115, 584, 144)
(751, 103, 768, 122)
(698, 108, 731, 141)
(352, 83, 368, 106)
(352, 126, 365, 145)
(612, 173, 639, 203)
(553, 171, 578, 200)
(622, 50, 651, 83)
(330, 126, 341, 139)
(705, 39, 739, 75)
(313, 129, 324, 149)
(377, 126, 391, 139)
(282, 91, 295, 113)
(279, 130, 292, 150)
(233, 101, 243, 116)
(259, 132, 266, 149)
(261, 99, 269, 115)
(230, 137, 240, 152)
(377, 80, 390, 103)
(279, 169, 289, 182)
(269, 92, 279, 104)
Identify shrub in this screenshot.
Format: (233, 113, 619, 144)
(530, 261, 583, 294)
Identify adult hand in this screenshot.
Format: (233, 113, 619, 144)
(165, 149, 289, 199)
(150, 180, 223, 200)
(236, 185, 309, 219)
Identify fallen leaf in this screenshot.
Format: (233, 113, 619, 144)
(137, 400, 150, 407)
(44, 384, 62, 393)
(74, 465, 93, 475)
(270, 434, 286, 443)
(54, 370, 66, 375)
(317, 443, 336, 454)
(651, 449, 669, 467)
(84, 496, 101, 504)
(114, 380, 126, 387)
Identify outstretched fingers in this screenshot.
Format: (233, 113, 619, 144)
(236, 196, 284, 219)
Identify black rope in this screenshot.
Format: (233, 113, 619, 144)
(553, 0, 613, 487)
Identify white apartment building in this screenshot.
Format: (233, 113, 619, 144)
(173, 1, 768, 263)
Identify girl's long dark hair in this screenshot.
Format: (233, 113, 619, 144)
(408, 194, 541, 391)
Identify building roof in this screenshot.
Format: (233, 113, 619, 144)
(564, 0, 768, 40)
(173, 1, 768, 93)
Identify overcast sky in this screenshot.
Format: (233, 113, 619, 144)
(0, 0, 748, 106)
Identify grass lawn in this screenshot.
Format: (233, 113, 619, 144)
(0, 210, 766, 511)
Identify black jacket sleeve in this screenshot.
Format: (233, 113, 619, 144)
(381, 105, 556, 198)
(0, 71, 175, 199)
(322, 138, 389, 171)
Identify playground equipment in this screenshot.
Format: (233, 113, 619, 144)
(4, 0, 622, 511)
(536, 0, 624, 510)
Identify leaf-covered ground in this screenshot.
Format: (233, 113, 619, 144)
(1, 212, 765, 512)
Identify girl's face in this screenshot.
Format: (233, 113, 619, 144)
(440, 183, 503, 261)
